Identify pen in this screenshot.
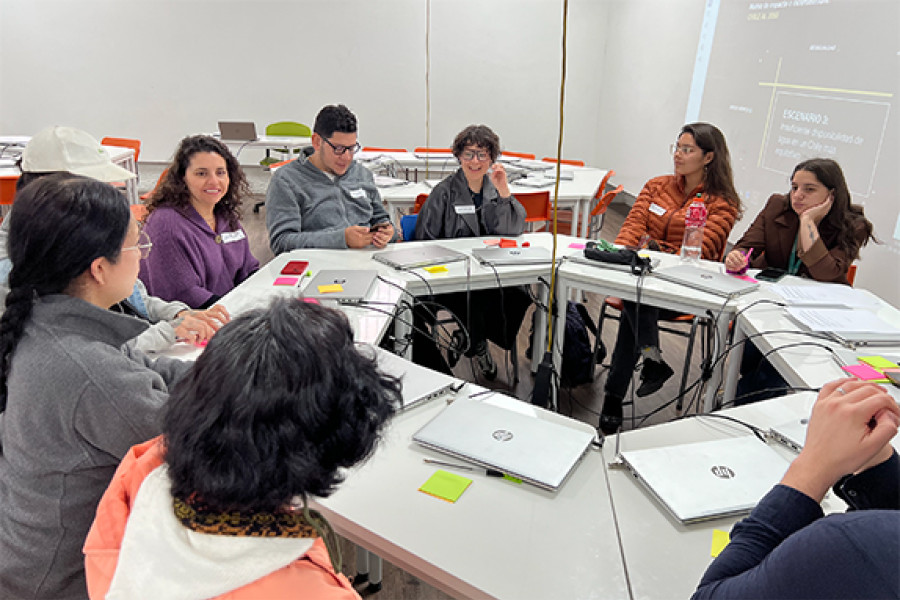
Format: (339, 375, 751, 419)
(423, 458, 504, 477)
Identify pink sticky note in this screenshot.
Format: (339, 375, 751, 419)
(273, 276, 299, 286)
(483, 239, 501, 246)
(568, 242, 586, 250)
(301, 297, 320, 304)
(842, 363, 890, 381)
(731, 274, 757, 283)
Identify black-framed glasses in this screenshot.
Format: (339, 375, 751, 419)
(460, 150, 490, 162)
(123, 229, 152, 260)
(322, 137, 361, 156)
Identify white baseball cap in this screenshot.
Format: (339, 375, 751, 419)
(21, 126, 136, 182)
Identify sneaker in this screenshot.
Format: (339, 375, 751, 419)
(636, 358, 674, 397)
(474, 346, 497, 380)
(446, 329, 466, 368)
(599, 392, 623, 435)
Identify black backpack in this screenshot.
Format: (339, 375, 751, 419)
(561, 301, 598, 387)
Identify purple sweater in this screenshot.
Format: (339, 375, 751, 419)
(139, 206, 258, 308)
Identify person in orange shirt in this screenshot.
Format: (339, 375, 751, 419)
(601, 123, 743, 434)
(84, 298, 401, 599)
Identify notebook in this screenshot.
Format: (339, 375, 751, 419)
(785, 306, 900, 348)
(617, 436, 789, 524)
(364, 345, 458, 410)
(471, 246, 555, 266)
(218, 121, 258, 141)
(413, 397, 594, 491)
(654, 264, 759, 298)
(301, 269, 378, 304)
(372, 244, 469, 270)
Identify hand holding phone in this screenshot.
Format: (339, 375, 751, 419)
(369, 222, 390, 233)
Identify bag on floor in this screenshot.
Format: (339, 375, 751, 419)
(561, 301, 597, 387)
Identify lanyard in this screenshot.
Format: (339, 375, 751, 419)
(787, 235, 802, 275)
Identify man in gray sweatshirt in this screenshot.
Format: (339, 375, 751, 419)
(265, 104, 395, 253)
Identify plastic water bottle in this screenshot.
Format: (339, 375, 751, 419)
(680, 194, 707, 263)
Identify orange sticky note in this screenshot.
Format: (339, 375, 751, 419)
(499, 238, 518, 248)
(317, 283, 344, 294)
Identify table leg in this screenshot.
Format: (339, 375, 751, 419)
(721, 319, 746, 410)
(702, 316, 734, 413)
(394, 304, 413, 359)
(531, 284, 549, 373)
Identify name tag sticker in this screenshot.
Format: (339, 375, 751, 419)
(454, 205, 476, 215)
(318, 284, 344, 294)
(220, 230, 246, 244)
(649, 203, 666, 217)
(349, 188, 367, 199)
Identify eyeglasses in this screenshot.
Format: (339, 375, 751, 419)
(122, 229, 152, 260)
(669, 143, 700, 156)
(460, 150, 490, 162)
(322, 137, 361, 156)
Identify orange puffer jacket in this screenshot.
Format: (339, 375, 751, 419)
(615, 175, 738, 260)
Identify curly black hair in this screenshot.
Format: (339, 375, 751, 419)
(146, 135, 250, 229)
(163, 297, 402, 513)
(452, 125, 501, 162)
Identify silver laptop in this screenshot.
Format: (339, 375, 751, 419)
(218, 121, 258, 141)
(654, 264, 759, 298)
(768, 419, 809, 453)
(372, 244, 469, 270)
(302, 270, 378, 304)
(413, 397, 594, 491)
(471, 246, 555, 266)
(365, 345, 458, 410)
(618, 436, 789, 524)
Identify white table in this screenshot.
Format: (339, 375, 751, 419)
(220, 135, 311, 162)
(312, 386, 628, 600)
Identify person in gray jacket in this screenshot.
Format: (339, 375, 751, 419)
(265, 104, 395, 252)
(411, 125, 530, 380)
(0, 174, 190, 600)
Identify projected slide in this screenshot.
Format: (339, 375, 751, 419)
(686, 0, 898, 298)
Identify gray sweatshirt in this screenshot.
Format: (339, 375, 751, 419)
(0, 294, 188, 599)
(265, 149, 392, 253)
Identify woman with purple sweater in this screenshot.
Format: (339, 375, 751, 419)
(140, 136, 258, 308)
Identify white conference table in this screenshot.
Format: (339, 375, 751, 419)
(311, 386, 627, 600)
(219, 134, 311, 159)
(554, 254, 741, 412)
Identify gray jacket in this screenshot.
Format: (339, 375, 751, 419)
(0, 295, 188, 599)
(414, 169, 526, 240)
(265, 149, 392, 252)
(121, 279, 190, 354)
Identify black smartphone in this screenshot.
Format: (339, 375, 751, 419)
(369, 222, 389, 233)
(756, 267, 787, 282)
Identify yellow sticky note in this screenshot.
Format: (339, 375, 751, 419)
(317, 283, 344, 294)
(858, 356, 899, 370)
(423, 265, 448, 274)
(418, 470, 472, 503)
(711, 529, 730, 557)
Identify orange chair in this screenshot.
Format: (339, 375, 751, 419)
(411, 193, 429, 214)
(541, 157, 585, 167)
(129, 204, 148, 223)
(501, 151, 536, 160)
(1, 174, 20, 207)
(413, 147, 452, 154)
(847, 264, 857, 286)
(101, 137, 141, 164)
(362, 146, 407, 153)
(587, 184, 624, 239)
(140, 168, 169, 201)
(515, 191, 552, 231)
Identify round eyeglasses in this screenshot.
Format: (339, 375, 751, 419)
(122, 229, 152, 260)
(669, 143, 699, 156)
(322, 137, 361, 156)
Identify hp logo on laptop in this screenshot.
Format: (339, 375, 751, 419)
(700, 274, 713, 280)
(492, 429, 514, 442)
(710, 465, 735, 479)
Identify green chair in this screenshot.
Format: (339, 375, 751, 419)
(260, 121, 312, 167)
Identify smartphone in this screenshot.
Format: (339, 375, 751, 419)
(280, 260, 309, 276)
(369, 222, 390, 233)
(756, 267, 787, 282)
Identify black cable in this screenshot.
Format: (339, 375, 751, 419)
(678, 412, 768, 443)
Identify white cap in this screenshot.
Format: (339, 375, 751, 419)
(21, 126, 136, 182)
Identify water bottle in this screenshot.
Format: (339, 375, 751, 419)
(680, 194, 707, 263)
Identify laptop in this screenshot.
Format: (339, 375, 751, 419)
(768, 419, 809, 453)
(363, 345, 458, 410)
(654, 264, 759, 298)
(413, 397, 595, 491)
(471, 246, 555, 266)
(302, 269, 378, 304)
(617, 436, 789, 524)
(372, 244, 469, 270)
(218, 121, 258, 142)
(785, 306, 900, 348)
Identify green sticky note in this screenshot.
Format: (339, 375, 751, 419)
(711, 529, 730, 557)
(859, 356, 900, 370)
(419, 470, 472, 503)
(502, 474, 523, 484)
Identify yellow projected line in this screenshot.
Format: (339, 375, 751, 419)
(758, 82, 893, 98)
(758, 58, 783, 167)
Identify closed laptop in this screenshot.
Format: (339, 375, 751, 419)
(302, 270, 378, 304)
(471, 246, 555, 266)
(654, 264, 759, 298)
(372, 244, 469, 270)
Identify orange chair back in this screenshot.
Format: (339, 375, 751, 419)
(0, 174, 20, 206)
(413, 147, 452, 154)
(501, 151, 536, 160)
(590, 184, 624, 218)
(516, 191, 552, 224)
(541, 157, 585, 167)
(140, 168, 169, 201)
(129, 203, 149, 223)
(847, 264, 857, 286)
(101, 137, 141, 163)
(362, 146, 407, 153)
(594, 169, 616, 200)
(412, 193, 429, 214)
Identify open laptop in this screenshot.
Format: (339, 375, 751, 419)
(413, 397, 594, 491)
(363, 345, 459, 410)
(302, 269, 378, 304)
(617, 436, 789, 524)
(654, 264, 759, 298)
(769, 418, 900, 453)
(218, 121, 258, 142)
(372, 244, 469, 270)
(471, 246, 555, 266)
